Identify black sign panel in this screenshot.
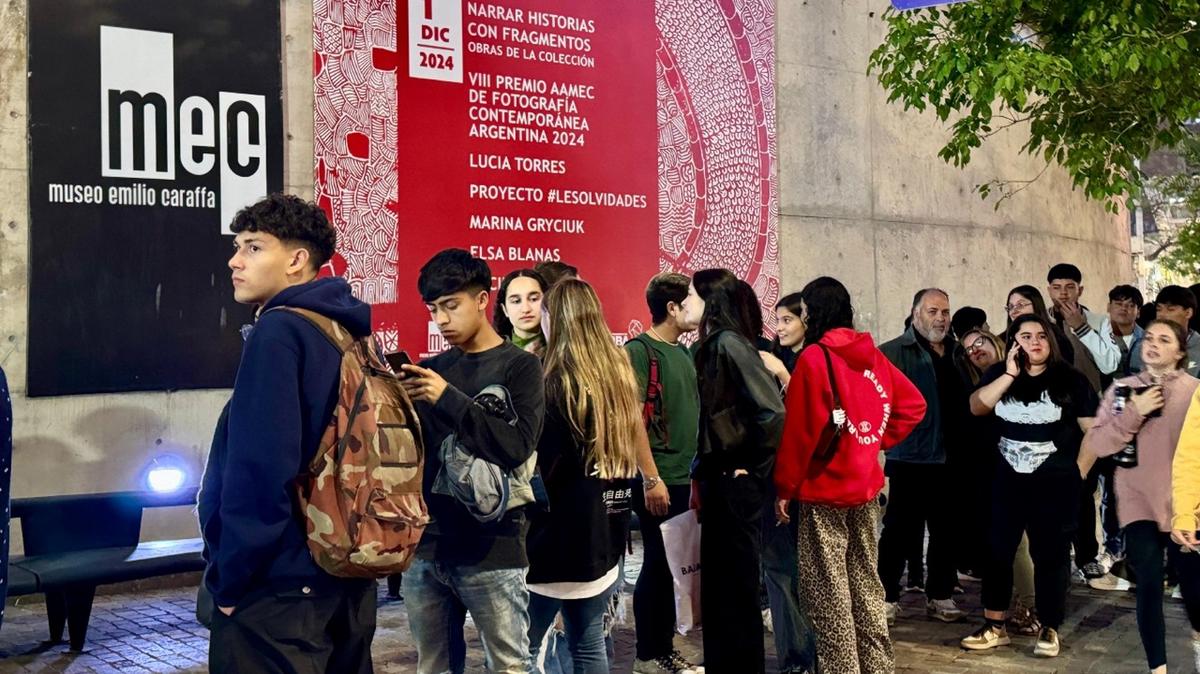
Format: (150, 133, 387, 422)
(27, 1, 282, 396)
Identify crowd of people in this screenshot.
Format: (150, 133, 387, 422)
(200, 194, 1200, 674)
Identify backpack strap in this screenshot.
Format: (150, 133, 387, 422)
(271, 306, 387, 367)
(633, 336, 666, 433)
(635, 337, 661, 397)
(268, 307, 377, 465)
(268, 307, 356, 353)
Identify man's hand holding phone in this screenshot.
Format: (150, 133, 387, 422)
(400, 364, 449, 404)
(384, 351, 413, 377)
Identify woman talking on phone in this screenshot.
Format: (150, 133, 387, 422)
(959, 314, 1098, 658)
(1083, 319, 1200, 674)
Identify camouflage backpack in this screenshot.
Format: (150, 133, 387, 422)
(279, 307, 429, 578)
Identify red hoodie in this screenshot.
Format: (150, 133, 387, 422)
(775, 328, 926, 507)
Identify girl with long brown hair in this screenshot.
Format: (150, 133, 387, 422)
(525, 278, 643, 673)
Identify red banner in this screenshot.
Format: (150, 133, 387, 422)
(397, 0, 658, 356)
(315, 0, 777, 355)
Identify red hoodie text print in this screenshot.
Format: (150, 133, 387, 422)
(845, 369, 891, 445)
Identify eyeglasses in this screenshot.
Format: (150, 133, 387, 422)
(964, 337, 988, 354)
(1005, 300, 1033, 313)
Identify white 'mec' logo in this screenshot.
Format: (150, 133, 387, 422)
(99, 25, 267, 233)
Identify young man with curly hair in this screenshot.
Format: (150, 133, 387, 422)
(198, 193, 378, 673)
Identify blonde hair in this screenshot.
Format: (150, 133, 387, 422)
(961, 329, 1007, 386)
(543, 279, 639, 480)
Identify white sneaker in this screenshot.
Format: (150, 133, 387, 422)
(1170, 584, 1183, 600)
(1088, 572, 1134, 592)
(927, 598, 966, 623)
(1033, 627, 1060, 657)
(885, 601, 899, 626)
(960, 623, 1011, 650)
(1096, 551, 1119, 573)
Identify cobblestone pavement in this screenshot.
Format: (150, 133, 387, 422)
(1, 556, 1195, 673)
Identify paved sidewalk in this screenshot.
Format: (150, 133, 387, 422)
(0, 562, 1194, 672)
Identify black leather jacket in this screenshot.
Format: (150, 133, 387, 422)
(691, 330, 786, 480)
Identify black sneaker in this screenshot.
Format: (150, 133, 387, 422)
(668, 649, 704, 674)
(633, 651, 703, 674)
(1080, 561, 1106, 579)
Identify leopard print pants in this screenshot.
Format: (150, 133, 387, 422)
(796, 501, 894, 674)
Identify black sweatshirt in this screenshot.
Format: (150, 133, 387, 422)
(415, 341, 545, 569)
(526, 398, 631, 585)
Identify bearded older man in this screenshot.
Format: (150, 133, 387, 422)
(878, 288, 970, 625)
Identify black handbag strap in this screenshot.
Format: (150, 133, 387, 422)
(817, 344, 843, 410)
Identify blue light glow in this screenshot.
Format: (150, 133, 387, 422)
(145, 456, 187, 494)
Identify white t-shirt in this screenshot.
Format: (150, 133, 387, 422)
(527, 564, 619, 600)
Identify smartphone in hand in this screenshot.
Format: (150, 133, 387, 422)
(384, 350, 413, 376)
(1015, 346, 1029, 370)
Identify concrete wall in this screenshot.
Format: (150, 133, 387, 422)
(0, 0, 314, 550)
(776, 0, 1131, 339)
(0, 0, 1130, 548)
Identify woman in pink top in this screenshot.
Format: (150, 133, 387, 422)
(1083, 319, 1200, 674)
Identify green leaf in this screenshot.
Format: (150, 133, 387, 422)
(869, 0, 1200, 206)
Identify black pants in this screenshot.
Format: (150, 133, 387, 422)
(632, 482, 693, 661)
(700, 473, 765, 674)
(209, 580, 377, 674)
(1073, 460, 1122, 566)
(950, 450, 991, 576)
(1125, 521, 1200, 669)
(982, 465, 1078, 629)
(878, 462, 956, 602)
(1099, 466, 1122, 555)
(904, 537, 925, 588)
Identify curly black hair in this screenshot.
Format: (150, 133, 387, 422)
(229, 193, 336, 270)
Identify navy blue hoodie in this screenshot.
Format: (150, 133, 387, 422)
(198, 278, 371, 607)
